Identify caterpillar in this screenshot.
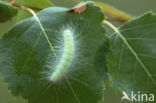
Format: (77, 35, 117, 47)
(49, 29, 75, 82)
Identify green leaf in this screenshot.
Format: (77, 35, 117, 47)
(95, 38, 110, 81)
(50, 0, 77, 8)
(0, 2, 108, 103)
(0, 1, 18, 22)
(15, 0, 54, 9)
(107, 12, 156, 102)
(15, 0, 54, 21)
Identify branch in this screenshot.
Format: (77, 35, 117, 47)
(95, 2, 134, 24)
(11, 2, 41, 11)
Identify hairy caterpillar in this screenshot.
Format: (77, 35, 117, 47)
(49, 29, 75, 82)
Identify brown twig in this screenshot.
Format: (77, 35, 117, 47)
(2, 0, 42, 11)
(11, 2, 41, 11)
(106, 17, 128, 24)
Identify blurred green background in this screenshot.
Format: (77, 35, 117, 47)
(0, 0, 156, 103)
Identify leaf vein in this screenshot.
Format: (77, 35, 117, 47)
(119, 22, 156, 32)
(27, 8, 58, 60)
(104, 20, 156, 86)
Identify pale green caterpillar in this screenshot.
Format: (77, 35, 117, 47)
(49, 29, 75, 82)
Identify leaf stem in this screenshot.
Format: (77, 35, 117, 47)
(11, 2, 41, 11)
(103, 20, 156, 85)
(95, 2, 134, 24)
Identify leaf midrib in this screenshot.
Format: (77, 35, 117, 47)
(104, 19, 156, 86)
(116, 30, 156, 86)
(120, 21, 156, 32)
(28, 8, 58, 61)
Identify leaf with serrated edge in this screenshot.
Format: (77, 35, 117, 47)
(108, 12, 156, 102)
(0, 2, 108, 103)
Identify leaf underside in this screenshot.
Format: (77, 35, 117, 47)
(0, 2, 109, 103)
(108, 12, 156, 102)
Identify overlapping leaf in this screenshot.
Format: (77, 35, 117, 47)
(15, 0, 53, 9)
(0, 1, 18, 22)
(15, 0, 54, 21)
(107, 12, 156, 102)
